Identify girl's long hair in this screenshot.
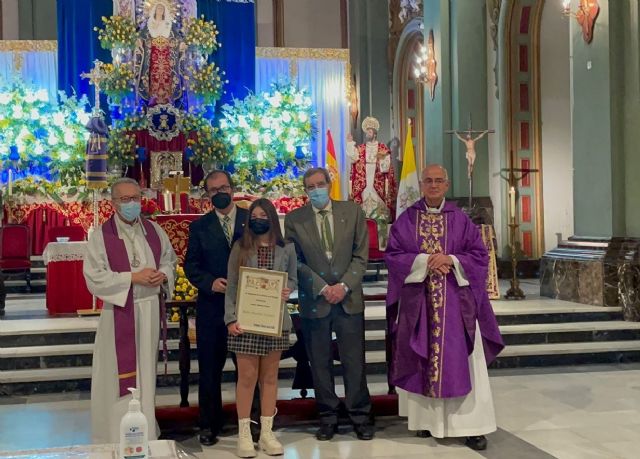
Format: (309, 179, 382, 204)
(236, 198, 285, 268)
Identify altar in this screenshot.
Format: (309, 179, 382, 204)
(42, 241, 94, 314)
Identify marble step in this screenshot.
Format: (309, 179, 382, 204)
(5, 338, 640, 395)
(0, 351, 390, 395)
(0, 329, 390, 371)
(500, 321, 640, 345)
(492, 340, 640, 368)
(5, 320, 640, 363)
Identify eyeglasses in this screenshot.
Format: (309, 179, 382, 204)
(114, 195, 141, 203)
(422, 178, 447, 186)
(207, 185, 232, 195)
(305, 182, 328, 191)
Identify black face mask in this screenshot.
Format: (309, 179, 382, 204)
(249, 218, 270, 235)
(211, 192, 232, 209)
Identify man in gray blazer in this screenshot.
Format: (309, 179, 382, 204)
(284, 167, 374, 441)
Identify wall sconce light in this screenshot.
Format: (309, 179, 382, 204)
(413, 29, 438, 101)
(562, 0, 600, 44)
(349, 74, 359, 131)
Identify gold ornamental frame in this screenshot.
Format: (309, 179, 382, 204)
(150, 151, 183, 190)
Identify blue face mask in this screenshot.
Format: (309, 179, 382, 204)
(119, 201, 142, 222)
(308, 187, 330, 209)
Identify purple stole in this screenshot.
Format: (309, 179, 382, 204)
(102, 216, 162, 397)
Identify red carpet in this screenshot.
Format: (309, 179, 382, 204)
(157, 394, 399, 431)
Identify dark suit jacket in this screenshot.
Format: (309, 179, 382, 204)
(184, 207, 248, 319)
(284, 200, 368, 319)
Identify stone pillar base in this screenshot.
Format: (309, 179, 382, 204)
(540, 236, 640, 321)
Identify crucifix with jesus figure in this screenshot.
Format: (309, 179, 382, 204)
(445, 114, 495, 210)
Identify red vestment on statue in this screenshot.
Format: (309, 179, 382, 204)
(350, 143, 397, 220)
(149, 37, 174, 104)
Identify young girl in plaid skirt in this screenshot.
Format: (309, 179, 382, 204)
(225, 198, 298, 458)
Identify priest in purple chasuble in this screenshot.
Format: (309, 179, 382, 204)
(384, 164, 504, 451)
(83, 178, 177, 443)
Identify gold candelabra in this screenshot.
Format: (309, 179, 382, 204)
(500, 166, 538, 300)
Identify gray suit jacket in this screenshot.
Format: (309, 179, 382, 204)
(284, 200, 369, 319)
(224, 242, 298, 331)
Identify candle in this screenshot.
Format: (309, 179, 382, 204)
(8, 169, 12, 196)
(163, 190, 172, 212)
(509, 186, 516, 220)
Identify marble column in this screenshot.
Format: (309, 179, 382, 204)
(423, 0, 490, 198)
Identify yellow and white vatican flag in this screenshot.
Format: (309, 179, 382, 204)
(325, 129, 342, 200)
(396, 121, 421, 216)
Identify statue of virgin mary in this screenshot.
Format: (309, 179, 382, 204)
(133, 0, 185, 106)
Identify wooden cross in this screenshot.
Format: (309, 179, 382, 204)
(81, 60, 108, 112)
(162, 172, 191, 214)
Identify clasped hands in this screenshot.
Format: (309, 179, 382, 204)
(322, 284, 347, 305)
(227, 287, 292, 336)
(427, 253, 453, 276)
(132, 268, 167, 287)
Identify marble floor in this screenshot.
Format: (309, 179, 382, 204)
(3, 279, 640, 457)
(2, 366, 640, 458)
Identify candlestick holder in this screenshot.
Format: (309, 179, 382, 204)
(500, 165, 539, 301)
(504, 221, 525, 300)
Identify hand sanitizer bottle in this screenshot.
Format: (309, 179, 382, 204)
(119, 387, 148, 459)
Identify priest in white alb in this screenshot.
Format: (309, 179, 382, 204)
(384, 165, 504, 451)
(83, 177, 177, 443)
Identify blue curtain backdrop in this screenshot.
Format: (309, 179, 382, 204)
(256, 56, 350, 195)
(0, 50, 58, 103)
(57, 0, 112, 101)
(196, 0, 256, 109)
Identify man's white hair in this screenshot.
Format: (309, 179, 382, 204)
(111, 177, 141, 199)
(421, 164, 449, 181)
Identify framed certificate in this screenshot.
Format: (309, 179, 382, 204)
(236, 267, 287, 337)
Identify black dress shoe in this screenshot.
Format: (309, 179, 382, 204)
(354, 423, 375, 441)
(465, 435, 488, 451)
(199, 429, 218, 446)
(416, 430, 432, 438)
(316, 424, 338, 441)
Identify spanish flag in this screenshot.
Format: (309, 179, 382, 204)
(396, 121, 420, 216)
(326, 129, 341, 200)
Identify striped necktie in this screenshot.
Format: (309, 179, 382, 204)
(222, 215, 232, 245)
(318, 210, 333, 253)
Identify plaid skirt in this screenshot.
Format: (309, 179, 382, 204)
(228, 330, 291, 356)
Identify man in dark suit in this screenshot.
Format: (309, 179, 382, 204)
(184, 170, 248, 446)
(284, 167, 374, 441)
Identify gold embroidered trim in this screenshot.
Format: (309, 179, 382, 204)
(418, 211, 446, 397)
(0, 40, 57, 51)
(118, 371, 137, 379)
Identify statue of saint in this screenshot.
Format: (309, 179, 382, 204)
(347, 116, 397, 248)
(133, 0, 186, 106)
